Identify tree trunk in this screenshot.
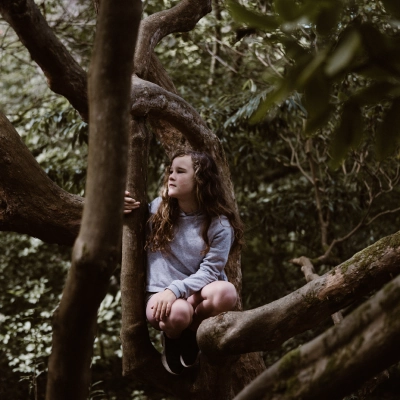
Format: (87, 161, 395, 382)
(45, 1, 141, 398)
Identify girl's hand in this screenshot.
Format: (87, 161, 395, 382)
(152, 289, 177, 321)
(124, 190, 140, 214)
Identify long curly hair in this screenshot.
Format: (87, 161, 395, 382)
(146, 150, 244, 254)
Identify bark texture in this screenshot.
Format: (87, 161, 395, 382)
(233, 273, 400, 400)
(45, 1, 140, 399)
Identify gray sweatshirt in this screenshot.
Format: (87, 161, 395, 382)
(146, 197, 234, 299)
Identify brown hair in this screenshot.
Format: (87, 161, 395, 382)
(146, 150, 244, 254)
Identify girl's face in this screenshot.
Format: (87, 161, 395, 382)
(167, 155, 196, 201)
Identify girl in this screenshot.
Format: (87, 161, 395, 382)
(124, 150, 243, 375)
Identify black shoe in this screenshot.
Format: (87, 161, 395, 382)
(180, 329, 200, 367)
(161, 333, 184, 375)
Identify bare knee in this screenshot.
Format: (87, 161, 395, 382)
(199, 281, 237, 315)
(212, 282, 237, 311)
(159, 299, 193, 336)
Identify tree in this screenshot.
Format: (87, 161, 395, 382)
(1, 0, 400, 399)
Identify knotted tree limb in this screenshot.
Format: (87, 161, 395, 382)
(198, 231, 400, 358)
(233, 273, 400, 400)
(45, 1, 140, 399)
(291, 256, 343, 325)
(131, 75, 222, 154)
(0, 0, 88, 120)
(0, 111, 83, 245)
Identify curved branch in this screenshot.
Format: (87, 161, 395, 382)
(233, 274, 400, 400)
(198, 231, 400, 359)
(131, 75, 220, 154)
(135, 0, 212, 77)
(0, 111, 83, 245)
(0, 0, 88, 120)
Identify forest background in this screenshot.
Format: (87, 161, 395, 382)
(1, 0, 400, 399)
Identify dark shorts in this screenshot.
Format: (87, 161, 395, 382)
(145, 291, 158, 307)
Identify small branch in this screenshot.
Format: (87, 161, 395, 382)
(366, 206, 400, 226)
(280, 133, 313, 184)
(205, 42, 238, 73)
(290, 256, 343, 325)
(306, 139, 328, 249)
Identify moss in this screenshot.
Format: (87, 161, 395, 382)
(278, 348, 301, 376)
(339, 231, 400, 276)
(302, 290, 321, 307)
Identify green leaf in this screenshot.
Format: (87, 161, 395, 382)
(325, 29, 362, 77)
(274, 0, 302, 22)
(303, 71, 332, 134)
(352, 82, 398, 106)
(315, 2, 343, 36)
(227, 0, 279, 30)
(329, 101, 364, 168)
(376, 99, 400, 160)
(305, 105, 334, 135)
(296, 49, 329, 89)
(249, 84, 289, 124)
(381, 0, 400, 19)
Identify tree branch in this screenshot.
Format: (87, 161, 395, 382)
(198, 230, 400, 358)
(0, 111, 83, 245)
(233, 273, 400, 400)
(135, 0, 212, 77)
(0, 0, 88, 120)
(131, 75, 220, 153)
(291, 256, 343, 324)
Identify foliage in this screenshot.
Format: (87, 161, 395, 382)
(228, 0, 400, 164)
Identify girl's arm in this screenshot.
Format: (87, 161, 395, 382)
(167, 218, 234, 299)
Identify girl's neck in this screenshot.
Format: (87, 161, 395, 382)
(178, 198, 199, 214)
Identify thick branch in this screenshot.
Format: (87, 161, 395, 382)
(46, 1, 140, 399)
(198, 231, 400, 358)
(291, 256, 343, 324)
(131, 75, 218, 152)
(135, 0, 212, 77)
(0, 0, 88, 119)
(233, 274, 400, 400)
(0, 111, 82, 245)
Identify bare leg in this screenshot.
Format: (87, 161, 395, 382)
(146, 292, 194, 338)
(187, 281, 237, 330)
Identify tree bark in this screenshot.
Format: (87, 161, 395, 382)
(233, 273, 400, 400)
(45, 1, 140, 399)
(0, 111, 83, 245)
(198, 230, 400, 358)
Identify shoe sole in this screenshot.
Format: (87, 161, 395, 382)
(161, 333, 183, 375)
(180, 351, 200, 368)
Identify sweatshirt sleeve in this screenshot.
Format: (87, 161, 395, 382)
(167, 217, 234, 299)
